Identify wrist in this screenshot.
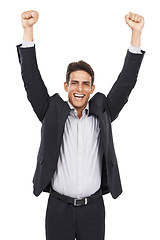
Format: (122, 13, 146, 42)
(132, 29, 142, 36)
(23, 26, 33, 41)
(131, 30, 141, 47)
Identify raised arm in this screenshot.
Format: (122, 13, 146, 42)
(17, 10, 50, 122)
(106, 12, 145, 122)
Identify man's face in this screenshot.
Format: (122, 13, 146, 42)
(64, 70, 95, 112)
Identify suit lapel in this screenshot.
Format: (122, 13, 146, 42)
(59, 101, 71, 131)
(89, 100, 106, 153)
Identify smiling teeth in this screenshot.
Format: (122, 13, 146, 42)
(74, 94, 84, 98)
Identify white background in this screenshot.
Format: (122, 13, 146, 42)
(0, 0, 160, 239)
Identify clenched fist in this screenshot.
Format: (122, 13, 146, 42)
(21, 10, 39, 29)
(125, 12, 144, 32)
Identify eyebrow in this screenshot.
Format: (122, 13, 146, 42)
(71, 80, 91, 84)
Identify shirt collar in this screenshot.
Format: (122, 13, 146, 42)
(67, 101, 89, 117)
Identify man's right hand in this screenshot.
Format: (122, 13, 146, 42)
(21, 10, 39, 29)
(21, 10, 39, 42)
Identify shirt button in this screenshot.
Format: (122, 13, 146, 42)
(79, 150, 82, 153)
(78, 181, 81, 184)
(79, 136, 82, 138)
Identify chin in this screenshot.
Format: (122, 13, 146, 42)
(72, 101, 85, 109)
(69, 96, 88, 109)
(73, 103, 84, 109)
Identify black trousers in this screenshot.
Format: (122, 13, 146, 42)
(45, 193, 105, 240)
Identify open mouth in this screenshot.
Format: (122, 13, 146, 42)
(73, 94, 85, 100)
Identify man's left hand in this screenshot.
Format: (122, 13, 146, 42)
(125, 12, 144, 33)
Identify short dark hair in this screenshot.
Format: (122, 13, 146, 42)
(66, 60, 94, 86)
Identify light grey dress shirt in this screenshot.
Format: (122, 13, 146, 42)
(51, 102, 103, 199)
(21, 40, 142, 199)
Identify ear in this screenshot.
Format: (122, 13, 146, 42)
(64, 82, 69, 92)
(90, 84, 95, 94)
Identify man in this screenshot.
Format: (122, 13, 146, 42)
(17, 10, 145, 240)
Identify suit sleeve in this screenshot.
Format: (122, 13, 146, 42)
(17, 44, 50, 122)
(106, 49, 145, 122)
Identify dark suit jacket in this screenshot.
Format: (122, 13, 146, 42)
(17, 44, 145, 199)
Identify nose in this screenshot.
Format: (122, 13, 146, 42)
(77, 83, 83, 92)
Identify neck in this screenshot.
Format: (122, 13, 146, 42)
(76, 110, 82, 119)
(68, 101, 87, 119)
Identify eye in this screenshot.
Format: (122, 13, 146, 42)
(84, 83, 90, 86)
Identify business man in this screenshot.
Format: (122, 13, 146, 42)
(17, 10, 145, 240)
